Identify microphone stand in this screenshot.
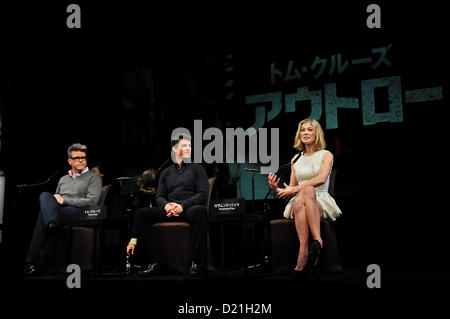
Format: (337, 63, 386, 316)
(16, 169, 61, 189)
(251, 171, 256, 216)
(156, 158, 172, 175)
(261, 156, 300, 270)
(114, 175, 140, 267)
(116, 158, 170, 273)
(241, 168, 257, 275)
(15, 169, 61, 254)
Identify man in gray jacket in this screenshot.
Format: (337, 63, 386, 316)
(24, 143, 102, 276)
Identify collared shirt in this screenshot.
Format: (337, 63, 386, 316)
(155, 162, 209, 211)
(69, 167, 90, 179)
(56, 169, 101, 208)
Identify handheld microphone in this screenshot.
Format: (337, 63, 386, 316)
(278, 162, 292, 169)
(16, 169, 61, 188)
(275, 152, 302, 173)
(157, 158, 173, 174)
(116, 176, 140, 181)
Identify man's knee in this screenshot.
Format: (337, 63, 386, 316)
(39, 192, 53, 202)
(133, 207, 161, 223)
(133, 208, 146, 220)
(186, 205, 207, 218)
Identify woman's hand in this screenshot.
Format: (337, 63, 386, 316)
(276, 183, 297, 199)
(268, 173, 280, 191)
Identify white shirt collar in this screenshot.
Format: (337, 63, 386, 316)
(69, 167, 89, 179)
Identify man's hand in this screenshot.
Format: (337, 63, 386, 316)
(164, 202, 183, 217)
(164, 203, 175, 216)
(54, 194, 64, 205)
(170, 203, 183, 216)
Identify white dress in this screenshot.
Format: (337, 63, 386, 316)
(282, 149, 342, 221)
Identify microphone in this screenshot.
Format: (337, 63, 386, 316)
(278, 162, 292, 169)
(275, 152, 302, 173)
(243, 168, 260, 172)
(17, 169, 61, 188)
(157, 158, 173, 174)
(116, 176, 140, 181)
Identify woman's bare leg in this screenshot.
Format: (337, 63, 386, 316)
(292, 195, 309, 270)
(303, 186, 323, 247)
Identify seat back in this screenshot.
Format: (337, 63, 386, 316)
(206, 177, 216, 212)
(328, 169, 337, 197)
(100, 184, 112, 205)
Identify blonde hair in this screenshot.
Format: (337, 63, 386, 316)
(293, 118, 326, 151)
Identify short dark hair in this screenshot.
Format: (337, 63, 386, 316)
(170, 135, 191, 148)
(67, 143, 87, 157)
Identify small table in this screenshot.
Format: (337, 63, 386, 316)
(207, 213, 264, 276)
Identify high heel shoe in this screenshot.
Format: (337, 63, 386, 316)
(290, 266, 311, 278)
(309, 239, 322, 267)
(290, 257, 312, 278)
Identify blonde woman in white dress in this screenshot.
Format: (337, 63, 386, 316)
(268, 119, 342, 274)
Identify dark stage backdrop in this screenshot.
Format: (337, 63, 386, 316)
(0, 1, 448, 315)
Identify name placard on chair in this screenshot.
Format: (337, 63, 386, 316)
(209, 198, 246, 216)
(65, 205, 108, 223)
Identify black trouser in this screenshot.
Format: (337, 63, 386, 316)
(131, 205, 206, 265)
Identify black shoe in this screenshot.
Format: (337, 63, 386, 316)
(309, 239, 322, 267)
(138, 263, 161, 277)
(24, 263, 44, 277)
(188, 262, 205, 277)
(290, 267, 310, 278)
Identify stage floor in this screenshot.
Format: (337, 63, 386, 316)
(21, 266, 449, 285)
(3, 267, 449, 317)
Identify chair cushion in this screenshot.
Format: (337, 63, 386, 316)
(152, 222, 191, 228)
(270, 218, 343, 275)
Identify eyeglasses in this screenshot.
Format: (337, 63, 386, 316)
(69, 156, 87, 162)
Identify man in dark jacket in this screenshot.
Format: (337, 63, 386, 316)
(126, 135, 209, 276)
